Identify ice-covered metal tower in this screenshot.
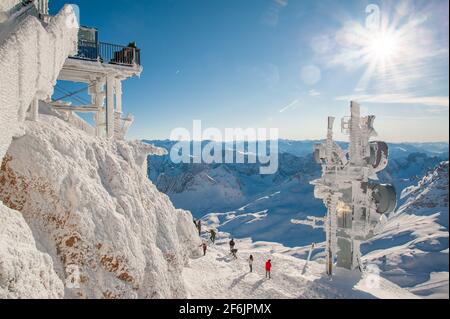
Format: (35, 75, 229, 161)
(311, 101, 396, 275)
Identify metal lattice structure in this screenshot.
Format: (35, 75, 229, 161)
(311, 101, 397, 275)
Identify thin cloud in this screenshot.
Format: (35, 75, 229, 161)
(309, 89, 321, 97)
(279, 99, 299, 113)
(336, 94, 449, 107)
(262, 0, 289, 27)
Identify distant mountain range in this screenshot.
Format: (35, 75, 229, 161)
(144, 139, 448, 298)
(144, 140, 448, 247)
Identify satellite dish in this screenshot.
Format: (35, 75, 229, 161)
(370, 184, 397, 214)
(369, 141, 389, 172)
(314, 147, 324, 164)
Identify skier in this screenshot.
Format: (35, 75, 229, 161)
(265, 259, 272, 279)
(209, 229, 216, 244)
(231, 248, 238, 259)
(248, 255, 254, 273)
(200, 242, 208, 256)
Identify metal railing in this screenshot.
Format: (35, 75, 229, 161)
(72, 40, 141, 66)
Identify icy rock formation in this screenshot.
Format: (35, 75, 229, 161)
(0, 203, 64, 299)
(400, 161, 449, 217)
(0, 4, 79, 299)
(0, 115, 201, 299)
(0, 1, 21, 15)
(0, 4, 78, 161)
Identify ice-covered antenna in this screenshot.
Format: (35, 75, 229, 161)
(326, 117, 335, 165)
(311, 101, 396, 276)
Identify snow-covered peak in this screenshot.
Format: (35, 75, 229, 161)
(363, 162, 449, 298)
(400, 161, 449, 213)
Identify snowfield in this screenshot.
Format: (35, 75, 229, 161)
(198, 162, 449, 299)
(183, 235, 418, 299)
(363, 161, 449, 299)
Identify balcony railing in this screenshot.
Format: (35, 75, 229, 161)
(71, 40, 141, 67)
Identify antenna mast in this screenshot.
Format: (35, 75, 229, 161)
(311, 101, 396, 275)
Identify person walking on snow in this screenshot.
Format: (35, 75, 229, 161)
(197, 220, 202, 236)
(265, 259, 272, 279)
(231, 248, 238, 259)
(248, 255, 254, 273)
(200, 242, 208, 256)
(209, 229, 216, 244)
(229, 238, 235, 252)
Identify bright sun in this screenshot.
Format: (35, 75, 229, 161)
(369, 32, 399, 60)
(333, 4, 434, 94)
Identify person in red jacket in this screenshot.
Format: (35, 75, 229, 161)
(265, 259, 272, 279)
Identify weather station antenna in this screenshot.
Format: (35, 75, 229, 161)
(311, 101, 397, 276)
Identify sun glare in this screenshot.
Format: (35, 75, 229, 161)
(369, 32, 399, 60)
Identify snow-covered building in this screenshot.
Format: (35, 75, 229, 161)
(55, 24, 142, 139)
(0, 0, 142, 143)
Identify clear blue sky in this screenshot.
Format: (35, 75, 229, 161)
(50, 0, 449, 142)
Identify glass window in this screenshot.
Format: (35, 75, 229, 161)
(78, 27, 97, 43)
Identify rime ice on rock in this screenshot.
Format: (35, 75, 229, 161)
(0, 0, 78, 298)
(0, 1, 200, 299)
(0, 0, 78, 161)
(0, 115, 200, 298)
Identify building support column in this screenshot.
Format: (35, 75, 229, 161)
(38, 0, 49, 15)
(88, 77, 106, 137)
(115, 78, 122, 114)
(30, 98, 39, 122)
(106, 73, 115, 139)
